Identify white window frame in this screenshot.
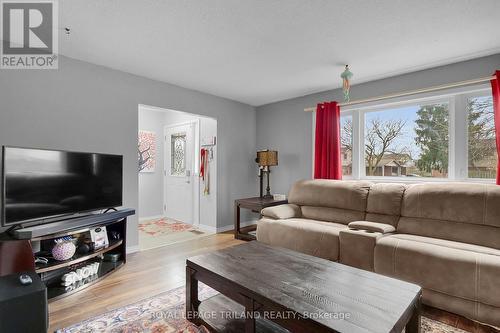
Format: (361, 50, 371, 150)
(341, 110, 356, 180)
(463, 90, 497, 183)
(311, 84, 494, 183)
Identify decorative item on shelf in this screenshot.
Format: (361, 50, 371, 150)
(63, 274, 100, 293)
(90, 226, 109, 250)
(256, 149, 278, 199)
(77, 240, 92, 255)
(61, 262, 100, 286)
(273, 194, 287, 201)
(341, 65, 353, 102)
(104, 253, 121, 263)
(109, 230, 122, 241)
(35, 257, 49, 265)
(51, 237, 76, 261)
(77, 240, 96, 255)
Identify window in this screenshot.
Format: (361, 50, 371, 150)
(171, 132, 186, 176)
(467, 95, 497, 179)
(340, 115, 352, 176)
(313, 87, 496, 182)
(364, 103, 449, 178)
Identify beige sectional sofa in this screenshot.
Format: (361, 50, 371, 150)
(256, 179, 500, 327)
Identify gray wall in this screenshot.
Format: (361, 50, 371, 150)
(256, 53, 500, 194)
(138, 108, 166, 218)
(0, 55, 257, 248)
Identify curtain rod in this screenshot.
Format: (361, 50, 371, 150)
(304, 75, 496, 112)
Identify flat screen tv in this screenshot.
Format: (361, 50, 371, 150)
(1, 146, 123, 226)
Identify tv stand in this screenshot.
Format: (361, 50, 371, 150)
(0, 208, 135, 302)
(11, 208, 135, 240)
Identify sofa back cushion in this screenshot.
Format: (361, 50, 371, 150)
(365, 183, 407, 226)
(398, 183, 500, 249)
(288, 180, 371, 224)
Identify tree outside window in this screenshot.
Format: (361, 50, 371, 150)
(468, 96, 496, 179)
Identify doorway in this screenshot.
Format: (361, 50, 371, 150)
(138, 105, 217, 251)
(164, 120, 198, 225)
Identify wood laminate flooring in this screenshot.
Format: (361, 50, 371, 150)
(49, 231, 499, 333)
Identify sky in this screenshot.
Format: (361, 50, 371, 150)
(364, 105, 423, 158)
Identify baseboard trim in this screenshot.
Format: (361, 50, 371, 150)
(139, 215, 165, 222)
(216, 220, 257, 233)
(126, 245, 140, 254)
(197, 224, 217, 233)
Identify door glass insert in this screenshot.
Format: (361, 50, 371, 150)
(171, 132, 186, 176)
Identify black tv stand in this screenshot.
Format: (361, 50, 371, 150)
(1, 208, 135, 302)
(11, 209, 135, 240)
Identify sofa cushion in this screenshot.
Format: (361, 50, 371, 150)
(256, 218, 347, 261)
(300, 206, 365, 224)
(374, 234, 500, 308)
(348, 221, 396, 234)
(399, 183, 500, 249)
(402, 182, 500, 226)
(397, 217, 500, 250)
(365, 183, 406, 226)
(288, 179, 371, 211)
(261, 204, 301, 220)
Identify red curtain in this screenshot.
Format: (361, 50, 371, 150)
(492, 70, 500, 185)
(314, 101, 342, 179)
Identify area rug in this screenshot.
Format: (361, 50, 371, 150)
(55, 284, 217, 333)
(57, 284, 469, 333)
(138, 218, 210, 251)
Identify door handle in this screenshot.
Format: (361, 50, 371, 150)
(186, 170, 191, 183)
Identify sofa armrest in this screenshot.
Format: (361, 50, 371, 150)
(261, 204, 301, 220)
(348, 221, 395, 234)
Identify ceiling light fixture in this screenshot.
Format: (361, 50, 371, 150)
(341, 65, 353, 102)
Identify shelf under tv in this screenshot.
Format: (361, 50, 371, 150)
(11, 208, 135, 240)
(35, 239, 123, 273)
(0, 208, 135, 302)
(46, 259, 125, 301)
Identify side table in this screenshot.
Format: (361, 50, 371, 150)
(234, 197, 287, 240)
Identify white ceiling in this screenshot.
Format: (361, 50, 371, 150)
(59, 0, 500, 106)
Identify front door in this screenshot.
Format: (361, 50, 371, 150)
(165, 123, 195, 224)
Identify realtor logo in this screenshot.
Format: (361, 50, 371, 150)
(1, 0, 58, 69)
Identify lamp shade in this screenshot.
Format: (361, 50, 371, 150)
(256, 150, 278, 167)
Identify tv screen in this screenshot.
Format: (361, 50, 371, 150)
(2, 147, 123, 226)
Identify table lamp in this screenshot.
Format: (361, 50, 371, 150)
(256, 150, 278, 199)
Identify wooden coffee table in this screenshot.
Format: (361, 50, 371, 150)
(186, 242, 422, 333)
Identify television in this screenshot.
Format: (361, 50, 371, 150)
(1, 146, 123, 226)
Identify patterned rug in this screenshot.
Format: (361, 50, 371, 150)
(138, 218, 209, 251)
(57, 284, 469, 333)
(139, 218, 194, 236)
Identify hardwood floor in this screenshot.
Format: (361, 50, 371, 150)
(49, 232, 499, 333)
(48, 232, 244, 332)
(422, 305, 500, 333)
